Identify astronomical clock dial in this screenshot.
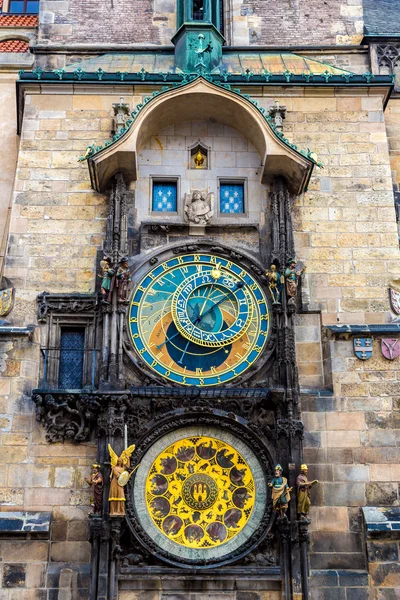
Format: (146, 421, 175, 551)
(128, 253, 270, 386)
(133, 426, 268, 565)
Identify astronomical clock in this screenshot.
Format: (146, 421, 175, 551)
(124, 247, 276, 568)
(128, 252, 270, 387)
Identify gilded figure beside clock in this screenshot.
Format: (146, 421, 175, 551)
(128, 253, 270, 386)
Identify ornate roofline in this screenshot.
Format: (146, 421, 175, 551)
(72, 73, 323, 169)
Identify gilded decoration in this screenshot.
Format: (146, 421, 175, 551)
(108, 444, 136, 516)
(145, 436, 255, 549)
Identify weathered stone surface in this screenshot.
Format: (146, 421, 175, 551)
(311, 532, 363, 554)
(366, 484, 398, 506)
(369, 562, 400, 587)
(3, 564, 26, 588)
(367, 541, 398, 563)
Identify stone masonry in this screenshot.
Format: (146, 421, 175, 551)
(1, 0, 400, 598)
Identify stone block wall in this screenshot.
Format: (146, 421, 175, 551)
(136, 119, 267, 225)
(5, 92, 115, 323)
(384, 98, 400, 238)
(0, 331, 95, 600)
(303, 337, 400, 595)
(38, 0, 170, 46)
(36, 0, 365, 48)
(3, 83, 400, 598)
(287, 91, 399, 321)
(0, 74, 19, 275)
(230, 0, 364, 47)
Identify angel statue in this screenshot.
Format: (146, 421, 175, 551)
(108, 444, 136, 517)
(184, 190, 214, 226)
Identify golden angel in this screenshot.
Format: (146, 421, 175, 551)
(108, 444, 135, 517)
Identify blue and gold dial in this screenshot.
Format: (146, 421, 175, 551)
(129, 254, 269, 386)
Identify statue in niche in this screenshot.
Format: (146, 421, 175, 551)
(184, 190, 214, 226)
(266, 264, 283, 305)
(284, 259, 306, 301)
(116, 259, 131, 303)
(190, 143, 208, 170)
(85, 464, 104, 515)
(108, 444, 136, 517)
(296, 464, 318, 518)
(268, 464, 292, 518)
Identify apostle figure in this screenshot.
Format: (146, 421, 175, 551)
(268, 464, 292, 518)
(85, 464, 104, 515)
(296, 464, 318, 517)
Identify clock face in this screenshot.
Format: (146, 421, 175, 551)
(128, 253, 270, 386)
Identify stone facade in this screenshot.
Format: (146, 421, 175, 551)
(0, 1, 399, 599)
(37, 0, 364, 47)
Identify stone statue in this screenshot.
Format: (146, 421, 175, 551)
(266, 264, 283, 304)
(296, 464, 318, 518)
(85, 464, 104, 515)
(268, 464, 292, 518)
(108, 444, 136, 517)
(184, 190, 214, 226)
(99, 258, 115, 303)
(284, 259, 306, 299)
(116, 259, 131, 303)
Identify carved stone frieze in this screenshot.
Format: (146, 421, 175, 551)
(276, 418, 304, 440)
(32, 392, 101, 443)
(37, 292, 99, 322)
(377, 44, 400, 76)
(31, 388, 293, 444)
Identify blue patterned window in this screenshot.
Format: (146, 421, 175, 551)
(220, 183, 245, 214)
(152, 181, 178, 212)
(58, 328, 85, 389)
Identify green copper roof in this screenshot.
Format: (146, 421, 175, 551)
(65, 51, 356, 76)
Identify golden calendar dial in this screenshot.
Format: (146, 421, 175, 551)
(132, 426, 269, 565)
(145, 436, 255, 549)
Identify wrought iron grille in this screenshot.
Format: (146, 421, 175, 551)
(58, 328, 85, 389)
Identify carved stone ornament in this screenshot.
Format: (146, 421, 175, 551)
(32, 393, 101, 443)
(37, 292, 98, 322)
(184, 190, 214, 226)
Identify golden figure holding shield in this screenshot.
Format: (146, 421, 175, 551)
(108, 444, 136, 517)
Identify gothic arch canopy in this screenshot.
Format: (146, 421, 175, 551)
(87, 77, 315, 195)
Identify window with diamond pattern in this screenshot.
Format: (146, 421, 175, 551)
(220, 183, 245, 214)
(58, 328, 85, 389)
(152, 181, 178, 213)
